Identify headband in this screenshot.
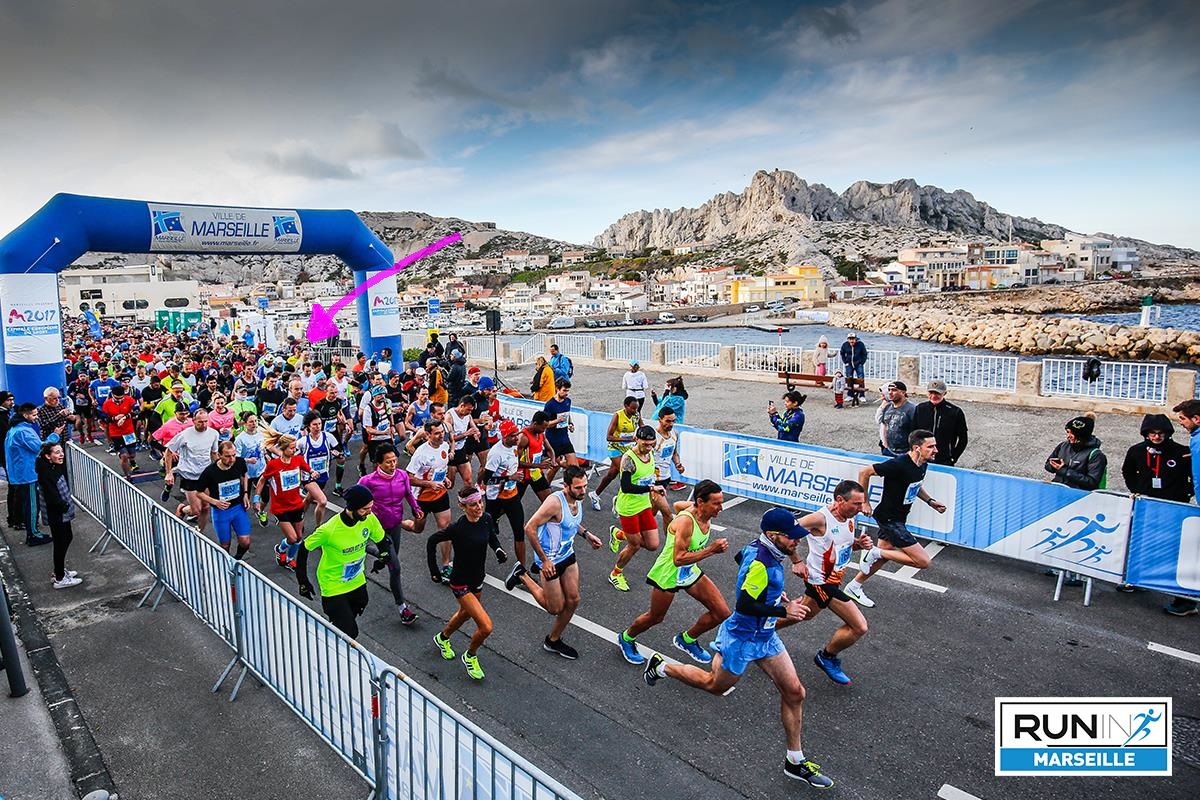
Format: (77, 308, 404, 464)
(459, 490, 484, 505)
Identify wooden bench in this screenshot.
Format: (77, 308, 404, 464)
(777, 371, 864, 392)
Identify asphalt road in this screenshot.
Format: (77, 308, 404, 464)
(68, 440, 1200, 800)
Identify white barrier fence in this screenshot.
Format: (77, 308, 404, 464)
(734, 343, 806, 373)
(1041, 358, 1169, 404)
(551, 333, 597, 359)
(510, 333, 548, 366)
(665, 340, 721, 368)
(461, 336, 497, 364)
(67, 444, 580, 800)
(604, 336, 652, 365)
(919, 353, 1020, 392)
(862, 349, 900, 381)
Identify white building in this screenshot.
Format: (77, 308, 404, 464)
(671, 241, 712, 255)
(1041, 234, 1117, 278)
(500, 282, 539, 313)
(897, 245, 968, 289)
(651, 280, 686, 304)
(59, 264, 200, 322)
(545, 271, 592, 294)
(297, 281, 343, 301)
(681, 265, 735, 303)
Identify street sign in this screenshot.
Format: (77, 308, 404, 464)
(428, 298, 441, 316)
(257, 296, 269, 310)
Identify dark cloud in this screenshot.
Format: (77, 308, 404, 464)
(805, 7, 860, 41)
(344, 118, 426, 160)
(412, 60, 529, 110)
(258, 147, 357, 180)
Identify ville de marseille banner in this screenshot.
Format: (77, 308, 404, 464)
(0, 273, 63, 364)
(498, 396, 590, 456)
(148, 203, 303, 253)
(1124, 496, 1200, 598)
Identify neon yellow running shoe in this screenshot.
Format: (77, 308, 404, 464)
(434, 632, 455, 660)
(609, 571, 629, 592)
(462, 651, 485, 680)
(608, 525, 621, 554)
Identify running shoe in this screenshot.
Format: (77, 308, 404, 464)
(51, 569, 80, 580)
(334, 483, 344, 497)
(160, 486, 171, 502)
(286, 558, 297, 572)
(52, 574, 83, 590)
(543, 636, 578, 660)
(504, 562, 527, 591)
(399, 605, 419, 626)
(843, 581, 875, 608)
(434, 632, 455, 660)
(669, 482, 687, 491)
(859, 546, 882, 576)
(588, 490, 601, 511)
(462, 651, 485, 680)
(1164, 599, 1199, 617)
(257, 510, 269, 528)
(673, 633, 713, 664)
(783, 759, 834, 789)
(608, 525, 622, 554)
(275, 544, 288, 568)
(643, 653, 665, 686)
(440, 564, 453, 584)
(25, 535, 52, 547)
(618, 631, 646, 665)
(813, 650, 852, 685)
(609, 571, 629, 592)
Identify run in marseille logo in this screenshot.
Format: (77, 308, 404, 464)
(995, 697, 1172, 776)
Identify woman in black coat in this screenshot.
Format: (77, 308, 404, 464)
(36, 442, 82, 589)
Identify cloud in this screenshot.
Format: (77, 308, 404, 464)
(413, 59, 526, 108)
(341, 117, 425, 161)
(252, 141, 357, 181)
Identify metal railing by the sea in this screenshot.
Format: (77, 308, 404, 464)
(919, 353, 1020, 392)
(1041, 358, 1169, 404)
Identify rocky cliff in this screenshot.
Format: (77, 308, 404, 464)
(594, 169, 1200, 275)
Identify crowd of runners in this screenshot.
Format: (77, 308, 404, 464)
(3, 316, 999, 791)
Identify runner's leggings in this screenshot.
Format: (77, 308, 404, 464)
(49, 519, 73, 580)
(368, 524, 406, 606)
(486, 496, 526, 543)
(321, 584, 369, 639)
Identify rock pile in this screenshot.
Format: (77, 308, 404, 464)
(829, 306, 1200, 363)
(878, 279, 1200, 315)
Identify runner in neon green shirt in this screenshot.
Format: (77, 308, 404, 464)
(608, 426, 663, 592)
(296, 484, 388, 639)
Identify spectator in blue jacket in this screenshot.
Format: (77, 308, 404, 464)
(549, 344, 573, 383)
(650, 376, 688, 424)
(839, 333, 868, 405)
(768, 391, 806, 442)
(5, 402, 53, 545)
(1168, 399, 1200, 617)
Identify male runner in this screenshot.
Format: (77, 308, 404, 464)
(845, 429, 946, 608)
(608, 425, 662, 591)
(793, 480, 874, 685)
(516, 412, 556, 503)
(642, 508, 834, 789)
(503, 465, 602, 659)
(618, 479, 729, 665)
(163, 408, 219, 533)
(589, 396, 640, 510)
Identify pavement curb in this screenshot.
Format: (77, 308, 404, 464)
(0, 525, 119, 799)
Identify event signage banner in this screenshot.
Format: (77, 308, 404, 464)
(0, 273, 62, 365)
(366, 278, 402, 338)
(1124, 496, 1200, 597)
(147, 203, 303, 253)
(499, 395, 590, 456)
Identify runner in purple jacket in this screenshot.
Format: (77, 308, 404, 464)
(357, 444, 423, 625)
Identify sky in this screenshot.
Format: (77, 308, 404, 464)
(1, 0, 1197, 249)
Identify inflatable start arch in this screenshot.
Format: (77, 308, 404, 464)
(0, 193, 402, 403)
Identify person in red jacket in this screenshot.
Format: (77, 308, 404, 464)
(102, 384, 139, 478)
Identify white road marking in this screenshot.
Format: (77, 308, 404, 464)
(938, 784, 983, 800)
(721, 496, 748, 509)
(1147, 641, 1200, 665)
(845, 560, 949, 593)
(893, 542, 946, 580)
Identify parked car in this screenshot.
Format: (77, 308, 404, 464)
(1042, 278, 1061, 285)
(1009, 283, 1027, 289)
(548, 316, 576, 329)
(658, 312, 677, 324)
(584, 319, 600, 328)
(745, 305, 761, 313)
(513, 321, 532, 332)
(683, 314, 703, 322)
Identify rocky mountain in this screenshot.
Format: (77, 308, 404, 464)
(593, 170, 1200, 278)
(71, 212, 581, 288)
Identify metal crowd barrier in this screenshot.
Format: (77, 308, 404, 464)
(65, 443, 582, 800)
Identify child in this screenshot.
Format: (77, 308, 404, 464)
(831, 371, 846, 409)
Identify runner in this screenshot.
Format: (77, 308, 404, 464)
(543, 378, 578, 472)
(516, 412, 555, 504)
(502, 466, 602, 660)
(642, 508, 834, 789)
(208, 394, 236, 443)
(234, 411, 269, 525)
(428, 486, 509, 680)
(295, 484, 389, 641)
(446, 395, 481, 487)
(607, 426, 662, 592)
(793, 480, 874, 685)
(254, 434, 319, 570)
(403, 385, 433, 440)
(163, 408, 219, 532)
(360, 390, 395, 470)
(296, 413, 338, 527)
(312, 384, 349, 493)
(406, 420, 455, 580)
(652, 407, 687, 518)
(194, 441, 252, 559)
(589, 396, 641, 510)
(479, 420, 526, 566)
(468, 375, 500, 476)
(618, 480, 729, 665)
(101, 384, 139, 479)
(845, 429, 946, 608)
(357, 443, 422, 626)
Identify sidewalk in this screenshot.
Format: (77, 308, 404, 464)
(0, 505, 364, 800)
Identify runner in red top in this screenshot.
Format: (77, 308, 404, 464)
(101, 385, 139, 478)
(253, 434, 317, 570)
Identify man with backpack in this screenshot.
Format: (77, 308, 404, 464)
(549, 344, 573, 383)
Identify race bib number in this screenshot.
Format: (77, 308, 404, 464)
(834, 543, 853, 570)
(378, 419, 390, 432)
(503, 479, 518, 493)
(903, 480, 924, 505)
(340, 558, 365, 582)
(324, 418, 338, 432)
(309, 456, 328, 475)
(218, 479, 241, 501)
(122, 433, 137, 445)
(280, 468, 301, 491)
(531, 452, 541, 464)
(432, 468, 447, 483)
(763, 617, 778, 630)
(96, 386, 111, 400)
(261, 402, 278, 417)
(660, 443, 675, 461)
(557, 416, 569, 429)
(637, 475, 655, 487)
(218, 428, 231, 441)
(677, 564, 696, 584)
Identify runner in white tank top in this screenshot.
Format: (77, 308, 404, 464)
(792, 480, 875, 687)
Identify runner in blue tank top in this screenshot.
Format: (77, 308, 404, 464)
(502, 466, 602, 661)
(643, 508, 835, 789)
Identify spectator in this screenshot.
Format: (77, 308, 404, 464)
(912, 380, 969, 466)
(549, 344, 573, 383)
(650, 376, 688, 424)
(425, 358, 449, 405)
(1168, 399, 1200, 616)
(446, 351, 468, 405)
(37, 387, 74, 442)
(876, 381, 917, 456)
(622, 360, 650, 413)
(36, 442, 82, 589)
(839, 333, 868, 405)
(530, 356, 555, 402)
(813, 335, 832, 377)
(0, 391, 13, 481)
(5, 403, 51, 545)
(768, 391, 806, 442)
(1044, 413, 1107, 490)
(445, 334, 466, 361)
(1121, 414, 1192, 502)
(426, 332, 445, 360)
